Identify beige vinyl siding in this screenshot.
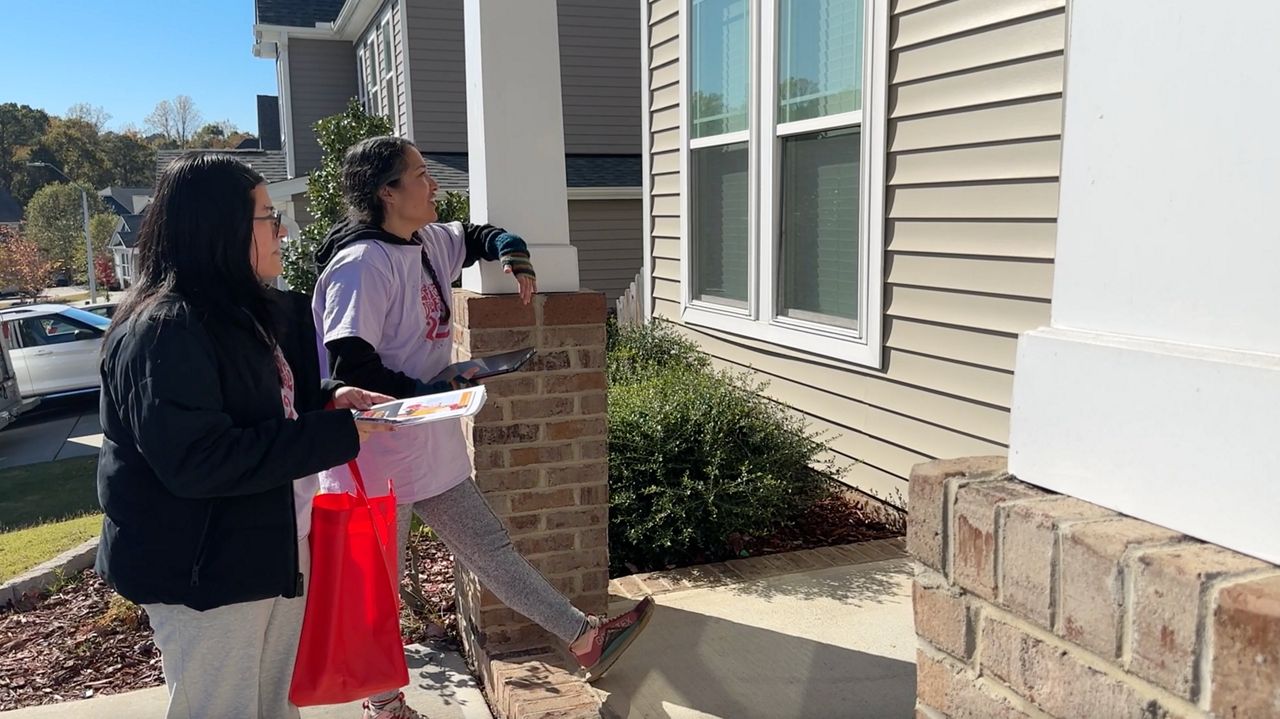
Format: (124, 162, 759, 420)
(559, 0, 642, 154)
(403, 0, 468, 151)
(644, 0, 1065, 506)
(390, 1, 408, 136)
(287, 39, 358, 175)
(356, 1, 409, 138)
(568, 199, 644, 302)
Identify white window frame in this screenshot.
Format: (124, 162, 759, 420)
(357, 11, 399, 127)
(678, 0, 888, 368)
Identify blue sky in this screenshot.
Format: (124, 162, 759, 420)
(2, 1, 277, 134)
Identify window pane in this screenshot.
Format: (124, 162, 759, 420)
(691, 0, 750, 138)
(693, 142, 750, 305)
(778, 127, 860, 327)
(779, 0, 863, 123)
(382, 26, 393, 74)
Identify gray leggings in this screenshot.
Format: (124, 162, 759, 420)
(395, 479, 588, 644)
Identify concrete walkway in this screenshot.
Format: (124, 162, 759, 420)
(596, 558, 917, 719)
(0, 644, 492, 719)
(0, 402, 100, 470)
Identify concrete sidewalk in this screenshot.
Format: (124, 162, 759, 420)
(596, 556, 917, 719)
(0, 403, 101, 470)
(0, 644, 492, 719)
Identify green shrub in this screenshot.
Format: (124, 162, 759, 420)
(606, 321, 838, 572)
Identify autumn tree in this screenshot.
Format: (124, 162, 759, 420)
(0, 227, 53, 300)
(25, 182, 106, 281)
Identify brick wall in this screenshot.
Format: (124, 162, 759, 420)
(450, 289, 611, 650)
(907, 457, 1280, 719)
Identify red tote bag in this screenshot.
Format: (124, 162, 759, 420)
(290, 460, 407, 706)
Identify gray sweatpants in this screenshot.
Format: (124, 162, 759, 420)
(370, 479, 588, 705)
(143, 539, 310, 719)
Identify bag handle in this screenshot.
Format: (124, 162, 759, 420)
(345, 460, 398, 588)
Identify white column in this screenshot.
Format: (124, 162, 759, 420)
(1008, 1, 1280, 564)
(460, 0, 580, 294)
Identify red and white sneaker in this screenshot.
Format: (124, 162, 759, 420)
(571, 596, 656, 682)
(361, 692, 426, 719)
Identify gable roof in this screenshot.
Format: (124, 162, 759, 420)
(155, 149, 290, 185)
(0, 185, 23, 224)
(256, 0, 346, 27)
(98, 187, 153, 216)
(424, 154, 641, 192)
(108, 212, 147, 250)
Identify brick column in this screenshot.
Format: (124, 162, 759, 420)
(451, 289, 610, 656)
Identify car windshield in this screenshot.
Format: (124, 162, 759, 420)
(60, 307, 111, 330)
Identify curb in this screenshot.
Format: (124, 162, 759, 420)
(0, 535, 99, 608)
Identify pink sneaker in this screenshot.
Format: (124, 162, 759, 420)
(361, 692, 426, 719)
(571, 596, 656, 682)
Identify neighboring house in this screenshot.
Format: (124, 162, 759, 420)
(0, 185, 22, 230)
(638, 0, 1065, 505)
(154, 148, 290, 185)
(107, 210, 146, 288)
(98, 187, 152, 216)
(252, 0, 644, 300)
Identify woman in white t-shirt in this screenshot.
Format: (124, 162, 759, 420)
(312, 136, 654, 719)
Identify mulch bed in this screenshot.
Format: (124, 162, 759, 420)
(0, 492, 900, 711)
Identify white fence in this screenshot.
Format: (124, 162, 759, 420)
(614, 272, 644, 326)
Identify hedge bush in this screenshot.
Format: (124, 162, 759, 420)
(606, 319, 838, 573)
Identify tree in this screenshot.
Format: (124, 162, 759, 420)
(66, 103, 112, 132)
(25, 182, 106, 282)
(32, 118, 109, 188)
(146, 95, 204, 147)
(281, 100, 394, 292)
(0, 103, 52, 204)
(90, 213, 118, 258)
(101, 131, 156, 187)
(0, 227, 54, 300)
(94, 254, 118, 294)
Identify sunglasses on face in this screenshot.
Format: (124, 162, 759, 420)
(253, 208, 288, 234)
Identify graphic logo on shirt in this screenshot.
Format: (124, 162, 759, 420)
(421, 281, 451, 341)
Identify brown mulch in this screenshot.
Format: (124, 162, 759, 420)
(0, 492, 901, 711)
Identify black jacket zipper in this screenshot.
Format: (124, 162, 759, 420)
(189, 504, 215, 586)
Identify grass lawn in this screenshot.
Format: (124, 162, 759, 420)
(0, 513, 102, 582)
(0, 455, 100, 532)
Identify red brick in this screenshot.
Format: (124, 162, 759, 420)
(541, 292, 606, 326)
(507, 514, 543, 536)
(540, 326, 606, 349)
(545, 507, 605, 531)
(578, 528, 608, 550)
(474, 402, 507, 424)
(916, 648, 1030, 719)
(544, 463, 608, 487)
(1059, 518, 1183, 659)
(980, 615, 1183, 718)
(1211, 574, 1280, 719)
(914, 575, 971, 660)
(952, 479, 1047, 600)
(577, 439, 607, 461)
(508, 444, 575, 467)
(907, 457, 1008, 573)
(470, 328, 537, 353)
(576, 349, 605, 369)
(514, 531, 578, 556)
(510, 488, 577, 513)
(537, 548, 608, 575)
(463, 293, 536, 328)
(527, 350, 572, 372)
(476, 423, 543, 446)
(1000, 497, 1114, 630)
(483, 376, 538, 398)
(1130, 544, 1270, 700)
(545, 418, 607, 441)
(578, 392, 607, 416)
(577, 484, 608, 507)
(544, 372, 607, 394)
(481, 469, 542, 492)
(474, 449, 508, 470)
(581, 569, 609, 593)
(511, 397, 576, 420)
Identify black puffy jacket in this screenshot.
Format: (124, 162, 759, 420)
(95, 291, 359, 610)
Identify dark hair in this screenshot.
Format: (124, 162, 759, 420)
(341, 135, 416, 226)
(111, 152, 278, 342)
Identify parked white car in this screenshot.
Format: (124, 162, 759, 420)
(0, 304, 110, 398)
(0, 320, 40, 429)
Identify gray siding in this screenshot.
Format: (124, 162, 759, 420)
(645, 0, 1066, 505)
(400, 0, 640, 155)
(568, 199, 644, 301)
(403, 0, 469, 151)
(558, 0, 642, 154)
(287, 39, 358, 175)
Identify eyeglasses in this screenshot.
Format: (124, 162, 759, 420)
(253, 208, 289, 234)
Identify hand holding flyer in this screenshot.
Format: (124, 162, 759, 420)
(352, 385, 488, 427)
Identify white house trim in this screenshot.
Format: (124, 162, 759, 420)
(640, 0, 654, 320)
(565, 187, 642, 201)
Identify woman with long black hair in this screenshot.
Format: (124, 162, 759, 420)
(96, 152, 391, 719)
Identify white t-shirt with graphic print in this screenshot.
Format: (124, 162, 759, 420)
(312, 222, 472, 503)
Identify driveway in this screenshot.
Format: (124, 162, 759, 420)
(0, 393, 101, 470)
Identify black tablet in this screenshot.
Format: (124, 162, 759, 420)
(431, 347, 537, 383)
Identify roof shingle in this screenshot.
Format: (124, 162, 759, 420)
(256, 0, 346, 27)
(155, 149, 290, 185)
(424, 154, 641, 192)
